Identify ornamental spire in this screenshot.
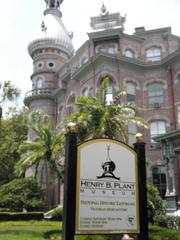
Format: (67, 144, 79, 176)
(100, 2, 109, 16)
(44, 0, 63, 17)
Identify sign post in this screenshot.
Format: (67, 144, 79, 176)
(133, 133, 149, 240)
(62, 123, 77, 240)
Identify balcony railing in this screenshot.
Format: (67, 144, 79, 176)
(24, 88, 55, 105)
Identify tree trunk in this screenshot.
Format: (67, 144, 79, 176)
(0, 107, 2, 119)
(44, 159, 51, 210)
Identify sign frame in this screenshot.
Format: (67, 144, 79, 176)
(75, 138, 140, 235)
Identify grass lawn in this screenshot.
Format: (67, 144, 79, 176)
(0, 221, 61, 240)
(1, 222, 180, 240)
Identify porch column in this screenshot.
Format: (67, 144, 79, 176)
(169, 142, 176, 195)
(162, 142, 170, 196)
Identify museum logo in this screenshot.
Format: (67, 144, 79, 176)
(97, 145, 120, 180)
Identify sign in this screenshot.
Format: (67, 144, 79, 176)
(76, 138, 139, 234)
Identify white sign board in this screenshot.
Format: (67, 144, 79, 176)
(76, 138, 139, 234)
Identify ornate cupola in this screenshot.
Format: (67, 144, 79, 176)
(25, 0, 74, 120)
(28, 0, 74, 59)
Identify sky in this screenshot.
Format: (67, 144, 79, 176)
(1, 0, 180, 105)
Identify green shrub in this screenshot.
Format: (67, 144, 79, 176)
(154, 215, 180, 230)
(0, 177, 44, 212)
(0, 212, 44, 221)
(149, 225, 180, 240)
(147, 183, 166, 223)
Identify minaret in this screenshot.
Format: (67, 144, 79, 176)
(24, 0, 74, 209)
(25, 0, 74, 128)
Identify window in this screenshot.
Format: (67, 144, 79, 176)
(128, 123, 137, 144)
(175, 73, 180, 84)
(97, 47, 107, 53)
(96, 44, 117, 55)
(104, 80, 114, 105)
(152, 166, 166, 199)
(58, 106, 64, 121)
(48, 62, 54, 67)
(66, 95, 75, 116)
(107, 47, 115, 54)
(36, 78, 43, 88)
(147, 83, 164, 107)
(126, 82, 136, 103)
(100, 76, 115, 105)
(146, 47, 161, 62)
(105, 83, 113, 105)
(125, 49, 135, 58)
(37, 61, 44, 69)
(47, 61, 56, 69)
(150, 120, 166, 141)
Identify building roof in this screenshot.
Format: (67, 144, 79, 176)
(153, 129, 180, 142)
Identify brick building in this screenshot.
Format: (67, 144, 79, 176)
(24, 0, 180, 207)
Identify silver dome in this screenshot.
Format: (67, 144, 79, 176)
(28, 12, 74, 58)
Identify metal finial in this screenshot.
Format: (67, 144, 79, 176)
(67, 122, 76, 133)
(41, 21, 47, 32)
(136, 133, 144, 142)
(100, 2, 109, 16)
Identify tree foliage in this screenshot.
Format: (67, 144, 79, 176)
(16, 112, 64, 180)
(0, 177, 44, 212)
(66, 76, 148, 143)
(0, 81, 20, 119)
(147, 182, 166, 223)
(0, 107, 28, 185)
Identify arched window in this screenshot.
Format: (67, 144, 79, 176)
(58, 106, 64, 121)
(126, 82, 136, 103)
(150, 120, 166, 141)
(147, 82, 164, 107)
(146, 47, 161, 62)
(125, 49, 135, 58)
(66, 95, 75, 116)
(105, 80, 113, 105)
(103, 79, 114, 105)
(36, 78, 43, 89)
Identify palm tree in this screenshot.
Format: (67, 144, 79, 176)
(16, 113, 64, 208)
(16, 121, 64, 179)
(66, 76, 148, 143)
(0, 80, 20, 120)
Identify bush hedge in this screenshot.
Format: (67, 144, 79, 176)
(0, 177, 44, 211)
(154, 215, 180, 230)
(0, 212, 44, 221)
(149, 225, 180, 240)
(147, 183, 166, 223)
